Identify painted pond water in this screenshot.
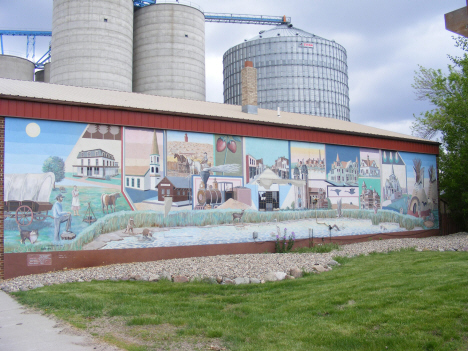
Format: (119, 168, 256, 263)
(101, 217, 420, 250)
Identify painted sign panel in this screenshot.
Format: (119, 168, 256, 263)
(3, 118, 439, 254)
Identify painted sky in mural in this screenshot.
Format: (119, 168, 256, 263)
(5, 118, 85, 174)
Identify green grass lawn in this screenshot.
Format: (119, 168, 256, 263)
(12, 250, 468, 351)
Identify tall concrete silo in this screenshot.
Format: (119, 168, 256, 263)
(35, 62, 51, 82)
(0, 55, 35, 81)
(224, 24, 350, 121)
(133, 2, 206, 101)
(50, 0, 134, 92)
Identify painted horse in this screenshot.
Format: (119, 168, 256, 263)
(101, 192, 121, 214)
(174, 153, 189, 173)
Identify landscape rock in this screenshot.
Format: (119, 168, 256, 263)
(250, 278, 261, 284)
(234, 277, 250, 285)
(328, 260, 340, 266)
(263, 272, 278, 282)
(311, 265, 326, 273)
(173, 276, 189, 283)
(223, 278, 234, 285)
(148, 274, 160, 282)
(289, 267, 303, 278)
(274, 272, 287, 281)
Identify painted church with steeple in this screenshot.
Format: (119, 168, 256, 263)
(125, 130, 163, 191)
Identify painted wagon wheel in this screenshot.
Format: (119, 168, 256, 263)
(34, 212, 48, 222)
(15, 205, 33, 226)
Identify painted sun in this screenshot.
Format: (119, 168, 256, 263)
(25, 122, 40, 137)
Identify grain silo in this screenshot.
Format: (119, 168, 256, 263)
(223, 24, 350, 121)
(35, 62, 51, 82)
(50, 0, 134, 92)
(0, 55, 35, 81)
(133, 2, 206, 101)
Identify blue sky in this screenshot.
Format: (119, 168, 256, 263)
(5, 118, 86, 174)
(245, 137, 289, 166)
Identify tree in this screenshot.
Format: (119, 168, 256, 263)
(412, 37, 468, 229)
(43, 156, 65, 186)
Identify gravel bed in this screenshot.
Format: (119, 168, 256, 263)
(1, 233, 467, 293)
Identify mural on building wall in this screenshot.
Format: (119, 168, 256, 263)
(3, 118, 131, 253)
(3, 118, 439, 254)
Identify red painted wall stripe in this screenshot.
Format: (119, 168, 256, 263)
(0, 98, 439, 154)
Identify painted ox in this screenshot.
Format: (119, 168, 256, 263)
(101, 193, 121, 214)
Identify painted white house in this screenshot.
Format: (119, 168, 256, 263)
(73, 149, 119, 179)
(360, 154, 380, 177)
(327, 153, 359, 185)
(125, 130, 163, 190)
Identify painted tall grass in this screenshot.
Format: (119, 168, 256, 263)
(341, 209, 424, 230)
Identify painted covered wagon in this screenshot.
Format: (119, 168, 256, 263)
(4, 172, 55, 225)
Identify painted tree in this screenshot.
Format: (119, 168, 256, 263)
(42, 156, 65, 188)
(109, 126, 120, 140)
(98, 125, 109, 139)
(412, 37, 468, 229)
(87, 124, 97, 138)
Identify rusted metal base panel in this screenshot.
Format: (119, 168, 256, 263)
(4, 229, 440, 280)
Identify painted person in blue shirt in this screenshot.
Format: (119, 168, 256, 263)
(52, 194, 73, 242)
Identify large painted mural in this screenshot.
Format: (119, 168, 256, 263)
(3, 117, 439, 253)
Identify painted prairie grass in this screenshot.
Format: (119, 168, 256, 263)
(13, 251, 468, 351)
(341, 209, 424, 229)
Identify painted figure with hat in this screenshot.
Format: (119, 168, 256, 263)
(52, 193, 74, 243)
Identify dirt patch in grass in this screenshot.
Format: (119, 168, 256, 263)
(86, 316, 227, 351)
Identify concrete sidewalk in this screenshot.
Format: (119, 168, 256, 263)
(0, 291, 119, 351)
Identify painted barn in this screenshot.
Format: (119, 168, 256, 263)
(157, 176, 191, 203)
